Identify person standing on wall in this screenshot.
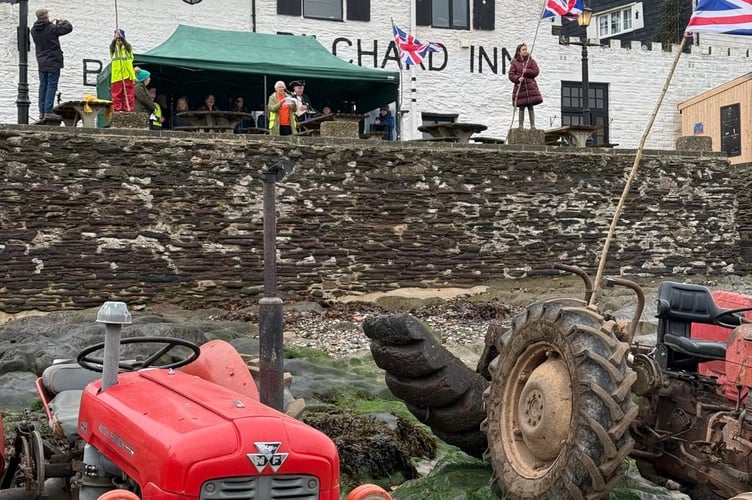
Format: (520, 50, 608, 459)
(508, 43, 542, 129)
(267, 80, 297, 136)
(109, 29, 136, 112)
(30, 8, 73, 121)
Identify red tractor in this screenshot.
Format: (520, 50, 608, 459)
(0, 302, 391, 500)
(364, 267, 752, 499)
(483, 271, 752, 499)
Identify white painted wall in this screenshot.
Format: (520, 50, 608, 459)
(1, 0, 749, 148)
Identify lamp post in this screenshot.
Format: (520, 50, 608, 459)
(577, 7, 593, 126)
(1, 0, 30, 124)
(258, 159, 294, 412)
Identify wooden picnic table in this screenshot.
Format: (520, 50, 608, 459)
(175, 111, 256, 133)
(54, 99, 112, 128)
(544, 125, 598, 147)
(418, 122, 488, 143)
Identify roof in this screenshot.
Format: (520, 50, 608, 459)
(96, 25, 400, 114)
(139, 25, 398, 84)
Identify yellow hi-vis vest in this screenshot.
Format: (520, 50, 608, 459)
(110, 45, 135, 83)
(150, 103, 162, 128)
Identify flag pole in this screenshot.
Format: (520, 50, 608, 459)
(588, 35, 689, 305)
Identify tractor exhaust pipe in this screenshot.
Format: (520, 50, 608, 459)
(96, 302, 132, 390)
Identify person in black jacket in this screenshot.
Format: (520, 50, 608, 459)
(30, 8, 73, 121)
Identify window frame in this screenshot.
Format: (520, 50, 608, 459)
(592, 2, 643, 39)
(426, 0, 471, 30)
(302, 0, 343, 21)
(560, 81, 610, 146)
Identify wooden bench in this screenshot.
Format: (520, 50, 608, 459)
(470, 136, 505, 144)
(294, 129, 320, 137)
(544, 125, 598, 147)
(173, 125, 236, 132)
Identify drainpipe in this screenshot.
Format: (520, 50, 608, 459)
(409, 2, 417, 140)
(251, 0, 256, 32)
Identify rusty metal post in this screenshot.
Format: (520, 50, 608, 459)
(258, 159, 293, 411)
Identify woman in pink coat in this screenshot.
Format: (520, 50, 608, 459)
(508, 43, 543, 129)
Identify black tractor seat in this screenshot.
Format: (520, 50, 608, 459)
(662, 334, 727, 361)
(656, 281, 737, 370)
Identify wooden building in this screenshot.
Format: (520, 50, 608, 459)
(678, 73, 752, 165)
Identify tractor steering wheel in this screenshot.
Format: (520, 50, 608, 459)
(77, 336, 201, 373)
(714, 306, 752, 329)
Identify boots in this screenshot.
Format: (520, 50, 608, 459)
(518, 109, 525, 128)
(528, 108, 536, 129)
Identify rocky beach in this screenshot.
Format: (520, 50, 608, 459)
(3, 272, 752, 498)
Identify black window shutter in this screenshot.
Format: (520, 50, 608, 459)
(416, 0, 432, 26)
(473, 0, 494, 30)
(347, 0, 370, 21)
(278, 0, 302, 16)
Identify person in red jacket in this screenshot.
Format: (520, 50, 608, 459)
(508, 43, 542, 129)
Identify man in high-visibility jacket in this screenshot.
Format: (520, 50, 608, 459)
(109, 29, 135, 112)
(148, 87, 163, 130)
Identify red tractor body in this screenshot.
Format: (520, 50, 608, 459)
(78, 369, 340, 499)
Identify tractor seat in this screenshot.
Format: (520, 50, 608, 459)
(663, 334, 727, 361)
(41, 362, 101, 441)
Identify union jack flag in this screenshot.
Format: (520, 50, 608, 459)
(392, 23, 442, 67)
(687, 0, 752, 35)
(542, 0, 585, 19)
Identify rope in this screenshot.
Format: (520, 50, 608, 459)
(588, 35, 690, 306)
(506, 0, 550, 135)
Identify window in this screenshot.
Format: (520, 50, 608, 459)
(473, 0, 494, 30)
(347, 0, 369, 21)
(278, 0, 367, 21)
(561, 81, 610, 146)
(416, 0, 470, 29)
(594, 3, 643, 39)
(277, 0, 301, 16)
(303, 0, 342, 20)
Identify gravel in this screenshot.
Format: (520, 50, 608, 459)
(214, 298, 517, 358)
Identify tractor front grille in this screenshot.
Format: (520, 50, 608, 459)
(201, 475, 319, 500)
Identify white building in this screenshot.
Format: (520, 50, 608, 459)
(0, 0, 749, 146)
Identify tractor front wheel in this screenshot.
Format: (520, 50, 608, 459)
(483, 300, 638, 499)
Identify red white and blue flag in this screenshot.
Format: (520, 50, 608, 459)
(687, 0, 752, 35)
(392, 23, 442, 67)
(542, 0, 585, 19)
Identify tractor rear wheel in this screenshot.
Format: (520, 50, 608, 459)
(483, 299, 638, 499)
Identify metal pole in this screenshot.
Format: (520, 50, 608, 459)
(262, 175, 277, 296)
(16, 0, 30, 124)
(258, 160, 293, 412)
(259, 297, 284, 411)
(581, 27, 590, 127)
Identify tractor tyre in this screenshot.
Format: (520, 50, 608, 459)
(483, 299, 638, 500)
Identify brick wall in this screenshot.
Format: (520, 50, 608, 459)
(0, 125, 744, 312)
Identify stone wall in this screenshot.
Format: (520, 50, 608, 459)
(0, 126, 744, 313)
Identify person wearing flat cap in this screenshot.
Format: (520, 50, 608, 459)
(30, 8, 73, 121)
(289, 80, 313, 125)
(133, 69, 156, 117)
